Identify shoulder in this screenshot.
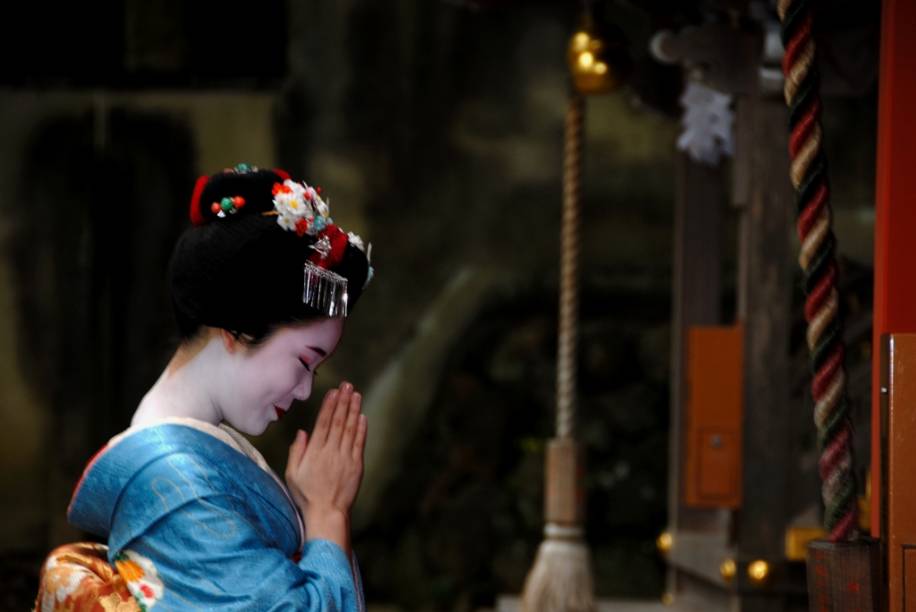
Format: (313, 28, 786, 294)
(126, 445, 232, 508)
(69, 422, 248, 538)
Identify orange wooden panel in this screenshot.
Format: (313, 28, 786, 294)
(872, 0, 916, 537)
(696, 429, 739, 500)
(906, 549, 916, 612)
(883, 334, 916, 612)
(684, 325, 744, 508)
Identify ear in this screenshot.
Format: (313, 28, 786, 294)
(219, 329, 240, 354)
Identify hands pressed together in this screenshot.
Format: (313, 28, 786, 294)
(285, 382, 367, 556)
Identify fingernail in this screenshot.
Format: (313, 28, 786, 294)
(342, 382, 353, 392)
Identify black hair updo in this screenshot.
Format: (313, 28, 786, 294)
(169, 165, 371, 342)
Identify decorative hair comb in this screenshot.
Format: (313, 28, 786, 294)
(271, 177, 373, 318)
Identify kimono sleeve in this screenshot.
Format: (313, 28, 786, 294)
(116, 492, 361, 611)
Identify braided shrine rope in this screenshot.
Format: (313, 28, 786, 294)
(557, 93, 584, 440)
(778, 0, 858, 542)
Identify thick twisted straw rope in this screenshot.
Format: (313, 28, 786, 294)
(778, 0, 857, 542)
(557, 93, 584, 440)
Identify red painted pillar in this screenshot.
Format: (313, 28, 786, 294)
(871, 0, 916, 537)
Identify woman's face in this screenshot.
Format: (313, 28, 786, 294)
(220, 318, 344, 435)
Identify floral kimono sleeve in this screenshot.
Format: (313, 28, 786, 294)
(117, 492, 360, 611)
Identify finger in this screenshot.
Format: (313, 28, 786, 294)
(286, 430, 308, 477)
(340, 392, 361, 450)
(312, 389, 339, 446)
(326, 382, 352, 448)
(295, 430, 309, 464)
(352, 414, 368, 461)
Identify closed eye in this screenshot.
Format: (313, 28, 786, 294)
(298, 357, 311, 372)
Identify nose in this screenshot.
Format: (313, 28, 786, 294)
(292, 376, 312, 402)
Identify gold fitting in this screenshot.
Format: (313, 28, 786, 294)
(719, 558, 736, 582)
(747, 560, 770, 584)
(656, 531, 673, 555)
(661, 592, 674, 606)
(784, 526, 826, 561)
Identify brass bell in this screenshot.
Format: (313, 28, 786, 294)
(567, 22, 629, 95)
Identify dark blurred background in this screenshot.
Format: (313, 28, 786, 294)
(0, 0, 877, 610)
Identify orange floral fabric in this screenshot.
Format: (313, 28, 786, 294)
(34, 542, 141, 612)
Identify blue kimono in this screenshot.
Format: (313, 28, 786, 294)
(68, 418, 365, 611)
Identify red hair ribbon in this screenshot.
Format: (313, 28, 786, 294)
(308, 225, 349, 269)
(189, 175, 209, 225)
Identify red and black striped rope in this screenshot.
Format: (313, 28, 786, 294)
(778, 0, 857, 542)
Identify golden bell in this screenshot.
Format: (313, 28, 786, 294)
(567, 28, 624, 95)
(747, 559, 770, 584)
(656, 531, 673, 555)
(719, 558, 736, 582)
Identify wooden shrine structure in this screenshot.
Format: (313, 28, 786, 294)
(656, 0, 915, 610)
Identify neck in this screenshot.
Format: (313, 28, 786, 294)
(133, 335, 225, 428)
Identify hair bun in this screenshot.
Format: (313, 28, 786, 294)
(189, 164, 289, 226)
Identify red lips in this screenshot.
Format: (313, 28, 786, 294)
(275, 406, 286, 420)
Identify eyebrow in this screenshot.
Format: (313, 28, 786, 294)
(308, 346, 328, 358)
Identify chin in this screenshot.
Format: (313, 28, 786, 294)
(249, 422, 270, 436)
(232, 419, 270, 437)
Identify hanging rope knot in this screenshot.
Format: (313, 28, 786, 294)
(778, 0, 857, 543)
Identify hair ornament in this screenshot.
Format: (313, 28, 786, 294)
(346, 231, 374, 289)
(272, 179, 332, 235)
(228, 162, 257, 174)
(210, 196, 246, 218)
(270, 178, 374, 316)
(310, 235, 333, 260)
(303, 265, 349, 317)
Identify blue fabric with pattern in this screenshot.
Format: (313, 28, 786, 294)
(68, 423, 364, 611)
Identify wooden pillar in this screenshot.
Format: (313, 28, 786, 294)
(667, 151, 726, 596)
(733, 95, 794, 611)
(871, 0, 916, 535)
(873, 1, 916, 610)
(666, 97, 800, 612)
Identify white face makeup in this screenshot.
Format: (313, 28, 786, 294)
(217, 318, 344, 435)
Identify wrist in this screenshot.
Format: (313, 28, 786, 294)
(304, 507, 351, 554)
